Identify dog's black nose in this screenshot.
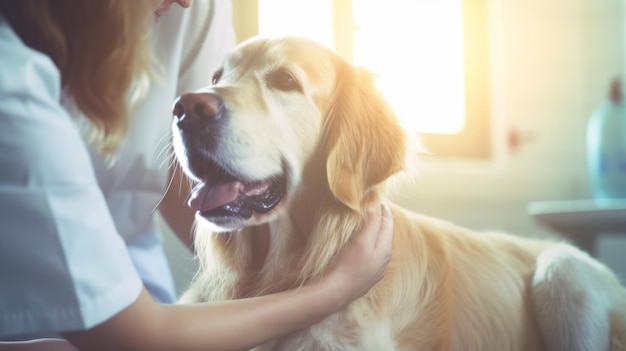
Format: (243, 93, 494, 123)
(173, 93, 225, 125)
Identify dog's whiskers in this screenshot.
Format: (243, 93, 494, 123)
(152, 162, 187, 214)
(153, 132, 174, 168)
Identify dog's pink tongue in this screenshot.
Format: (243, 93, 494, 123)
(188, 181, 242, 212)
(188, 180, 271, 212)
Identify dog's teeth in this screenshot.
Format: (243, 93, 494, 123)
(243, 181, 271, 196)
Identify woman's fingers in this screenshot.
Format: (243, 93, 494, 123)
(374, 203, 394, 261)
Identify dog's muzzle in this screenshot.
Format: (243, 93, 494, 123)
(171, 92, 286, 223)
(172, 92, 226, 177)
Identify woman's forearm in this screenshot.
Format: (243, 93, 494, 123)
(65, 281, 346, 351)
(161, 278, 347, 351)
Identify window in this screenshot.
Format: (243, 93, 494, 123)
(232, 0, 491, 159)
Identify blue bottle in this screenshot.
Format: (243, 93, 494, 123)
(586, 78, 626, 199)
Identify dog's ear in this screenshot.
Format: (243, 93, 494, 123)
(322, 63, 407, 211)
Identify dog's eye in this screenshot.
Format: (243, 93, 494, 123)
(212, 69, 223, 85)
(266, 69, 301, 93)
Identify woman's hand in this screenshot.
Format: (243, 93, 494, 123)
(326, 203, 394, 306)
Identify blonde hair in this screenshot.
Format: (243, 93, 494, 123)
(0, 0, 154, 154)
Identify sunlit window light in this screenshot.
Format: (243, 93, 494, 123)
(258, 0, 334, 48)
(258, 0, 466, 135)
(353, 0, 466, 135)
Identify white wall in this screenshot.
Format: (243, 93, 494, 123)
(163, 0, 626, 296)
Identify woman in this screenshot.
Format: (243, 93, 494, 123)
(82, 0, 238, 304)
(0, 1, 394, 350)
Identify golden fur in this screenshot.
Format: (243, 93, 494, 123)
(174, 36, 626, 351)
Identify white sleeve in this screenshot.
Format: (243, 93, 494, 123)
(177, 0, 237, 94)
(0, 20, 143, 338)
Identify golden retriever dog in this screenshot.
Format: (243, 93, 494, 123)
(171, 36, 626, 350)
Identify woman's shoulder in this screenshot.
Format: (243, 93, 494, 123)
(0, 17, 90, 184)
(0, 16, 61, 99)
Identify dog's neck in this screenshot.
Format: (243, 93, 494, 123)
(225, 187, 355, 296)
(204, 161, 381, 299)
(247, 224, 270, 274)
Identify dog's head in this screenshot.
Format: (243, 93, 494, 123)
(172, 36, 409, 231)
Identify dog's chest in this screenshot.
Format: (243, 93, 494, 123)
(250, 315, 375, 351)
(247, 309, 401, 351)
